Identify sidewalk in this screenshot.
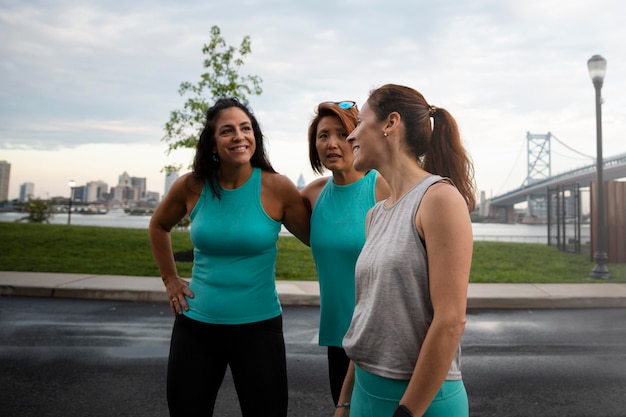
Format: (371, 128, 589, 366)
(1, 271, 626, 309)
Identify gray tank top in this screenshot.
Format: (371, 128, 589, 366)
(342, 175, 462, 380)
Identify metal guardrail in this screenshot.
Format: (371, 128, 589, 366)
(473, 235, 547, 243)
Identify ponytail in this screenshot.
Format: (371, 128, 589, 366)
(424, 108, 476, 211)
(368, 84, 476, 211)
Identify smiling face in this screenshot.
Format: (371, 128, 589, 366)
(347, 102, 385, 172)
(213, 107, 256, 166)
(315, 115, 355, 173)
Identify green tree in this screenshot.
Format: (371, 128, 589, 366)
(16, 198, 54, 224)
(162, 25, 263, 168)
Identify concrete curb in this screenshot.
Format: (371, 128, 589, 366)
(1, 271, 625, 309)
(467, 283, 626, 309)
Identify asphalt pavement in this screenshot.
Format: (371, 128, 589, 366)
(1, 297, 625, 417)
(1, 270, 626, 309)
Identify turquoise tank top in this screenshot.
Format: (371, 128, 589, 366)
(185, 167, 282, 325)
(310, 170, 379, 346)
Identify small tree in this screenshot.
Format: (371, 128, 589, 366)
(176, 214, 191, 231)
(16, 198, 54, 223)
(162, 25, 263, 169)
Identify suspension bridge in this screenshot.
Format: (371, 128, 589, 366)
(479, 132, 626, 223)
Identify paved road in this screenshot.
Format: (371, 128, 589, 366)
(1, 296, 625, 417)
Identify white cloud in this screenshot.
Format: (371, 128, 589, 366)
(1, 0, 625, 199)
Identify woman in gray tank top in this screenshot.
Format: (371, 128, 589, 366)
(334, 84, 476, 417)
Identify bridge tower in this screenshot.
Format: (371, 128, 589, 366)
(525, 132, 552, 219)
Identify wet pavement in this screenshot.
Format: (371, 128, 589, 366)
(1, 296, 625, 417)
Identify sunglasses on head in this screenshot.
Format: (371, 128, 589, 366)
(324, 101, 357, 109)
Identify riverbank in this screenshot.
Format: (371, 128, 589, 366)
(0, 211, 580, 243)
(0, 209, 151, 229)
(1, 222, 624, 283)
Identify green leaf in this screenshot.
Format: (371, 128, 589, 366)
(161, 25, 263, 166)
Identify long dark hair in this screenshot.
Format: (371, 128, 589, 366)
(192, 97, 276, 198)
(307, 102, 358, 174)
(368, 84, 476, 211)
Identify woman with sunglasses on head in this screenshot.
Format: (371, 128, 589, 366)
(334, 85, 476, 417)
(149, 97, 309, 417)
(301, 100, 390, 407)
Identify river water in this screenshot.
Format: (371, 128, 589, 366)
(0, 209, 589, 244)
(0, 209, 151, 230)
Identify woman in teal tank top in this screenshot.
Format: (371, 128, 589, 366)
(149, 98, 310, 417)
(301, 101, 390, 407)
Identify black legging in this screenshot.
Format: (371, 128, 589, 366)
(167, 314, 288, 417)
(328, 345, 350, 405)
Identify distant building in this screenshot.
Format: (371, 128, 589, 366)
(478, 190, 490, 218)
(112, 171, 147, 203)
(72, 186, 86, 202)
(145, 191, 160, 202)
(19, 182, 35, 202)
(57, 172, 153, 205)
(85, 181, 109, 202)
(131, 176, 147, 199)
(297, 173, 306, 190)
(118, 171, 132, 187)
(0, 161, 10, 203)
(164, 169, 179, 198)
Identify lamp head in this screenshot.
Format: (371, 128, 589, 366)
(587, 55, 607, 87)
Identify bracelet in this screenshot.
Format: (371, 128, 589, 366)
(336, 402, 351, 408)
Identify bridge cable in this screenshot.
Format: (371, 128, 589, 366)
(496, 136, 527, 195)
(549, 132, 594, 160)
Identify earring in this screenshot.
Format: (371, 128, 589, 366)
(212, 153, 219, 162)
(383, 132, 388, 137)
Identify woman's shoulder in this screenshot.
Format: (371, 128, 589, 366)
(421, 180, 466, 211)
(301, 176, 330, 193)
(261, 171, 299, 193)
(300, 176, 330, 208)
(170, 172, 203, 195)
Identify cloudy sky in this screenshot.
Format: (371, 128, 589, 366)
(1, 0, 625, 201)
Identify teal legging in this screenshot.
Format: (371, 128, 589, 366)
(351, 364, 468, 417)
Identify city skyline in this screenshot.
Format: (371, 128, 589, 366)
(0, 161, 161, 202)
(2, 162, 296, 201)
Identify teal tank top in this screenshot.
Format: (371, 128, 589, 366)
(310, 170, 379, 346)
(185, 167, 282, 325)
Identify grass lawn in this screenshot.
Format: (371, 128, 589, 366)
(1, 222, 624, 283)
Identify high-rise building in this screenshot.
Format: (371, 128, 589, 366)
(72, 186, 86, 202)
(131, 176, 147, 199)
(19, 182, 35, 202)
(112, 171, 146, 202)
(0, 161, 10, 203)
(85, 181, 109, 202)
(164, 169, 179, 198)
(118, 172, 132, 187)
(297, 173, 306, 190)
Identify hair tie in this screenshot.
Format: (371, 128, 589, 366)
(429, 105, 437, 117)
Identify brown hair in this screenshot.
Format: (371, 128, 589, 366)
(307, 102, 358, 175)
(368, 84, 476, 211)
(193, 97, 275, 199)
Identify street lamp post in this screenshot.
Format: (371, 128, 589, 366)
(67, 180, 76, 225)
(587, 54, 610, 279)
